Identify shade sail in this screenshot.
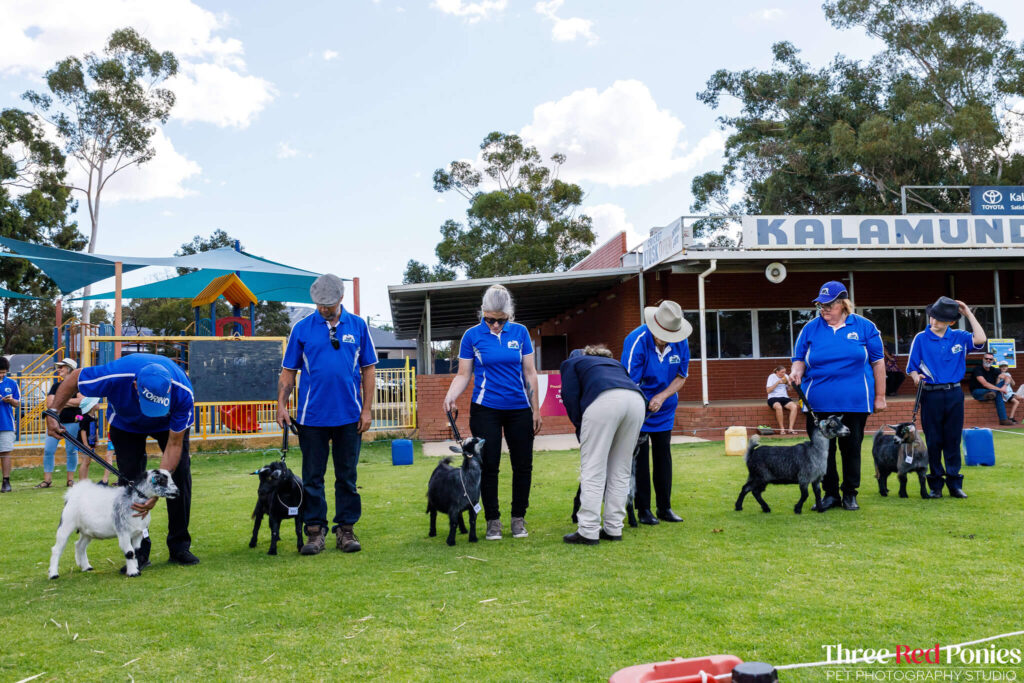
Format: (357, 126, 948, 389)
(73, 269, 321, 304)
(0, 252, 146, 293)
(0, 286, 41, 300)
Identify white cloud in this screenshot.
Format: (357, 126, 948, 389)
(520, 80, 725, 187)
(431, 0, 507, 23)
(751, 8, 784, 21)
(0, 0, 274, 129)
(276, 143, 298, 159)
(535, 0, 597, 45)
(322, 49, 339, 61)
(585, 203, 646, 250)
(64, 128, 201, 203)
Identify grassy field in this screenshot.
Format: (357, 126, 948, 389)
(1, 434, 1022, 682)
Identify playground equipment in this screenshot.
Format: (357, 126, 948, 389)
(191, 273, 258, 337)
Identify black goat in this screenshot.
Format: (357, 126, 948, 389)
(249, 461, 304, 555)
(872, 423, 930, 499)
(735, 415, 850, 514)
(427, 437, 484, 546)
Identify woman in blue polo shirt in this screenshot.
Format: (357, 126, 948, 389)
(790, 280, 885, 512)
(444, 285, 541, 542)
(621, 300, 692, 526)
(907, 296, 986, 499)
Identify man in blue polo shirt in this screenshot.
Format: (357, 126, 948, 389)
(277, 273, 378, 555)
(48, 353, 198, 568)
(907, 296, 986, 498)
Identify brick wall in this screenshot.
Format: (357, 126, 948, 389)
(571, 232, 627, 271)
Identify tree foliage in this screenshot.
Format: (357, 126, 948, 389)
(405, 132, 595, 282)
(691, 0, 1024, 232)
(0, 108, 84, 353)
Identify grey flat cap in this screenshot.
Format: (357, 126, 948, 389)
(310, 274, 345, 305)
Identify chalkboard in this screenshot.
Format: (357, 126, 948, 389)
(189, 341, 283, 403)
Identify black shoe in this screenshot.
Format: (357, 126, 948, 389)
(923, 489, 941, 499)
(563, 531, 598, 545)
(168, 549, 200, 565)
(656, 508, 684, 523)
(599, 529, 622, 541)
(119, 559, 152, 574)
(841, 494, 859, 511)
(814, 495, 840, 512)
(949, 488, 968, 499)
(637, 509, 659, 525)
(930, 489, 944, 498)
(1, 478, 10, 493)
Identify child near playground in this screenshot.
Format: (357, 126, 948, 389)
(0, 356, 21, 493)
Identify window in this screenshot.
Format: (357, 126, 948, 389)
(1001, 306, 1024, 349)
(683, 311, 718, 359)
(861, 308, 896, 352)
(967, 306, 994, 337)
(718, 311, 753, 359)
(791, 309, 815, 353)
(757, 310, 791, 358)
(896, 308, 926, 353)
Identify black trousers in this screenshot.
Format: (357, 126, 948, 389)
(109, 425, 192, 558)
(920, 387, 965, 491)
(635, 430, 673, 511)
(805, 412, 868, 498)
(469, 404, 534, 520)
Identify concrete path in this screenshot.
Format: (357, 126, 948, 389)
(421, 432, 707, 457)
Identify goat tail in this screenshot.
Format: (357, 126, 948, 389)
(744, 435, 761, 463)
(873, 426, 885, 441)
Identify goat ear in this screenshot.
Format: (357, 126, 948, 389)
(449, 445, 462, 453)
(887, 424, 900, 431)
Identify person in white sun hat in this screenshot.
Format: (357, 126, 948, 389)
(620, 300, 692, 526)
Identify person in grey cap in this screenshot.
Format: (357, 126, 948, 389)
(277, 273, 378, 555)
(907, 296, 986, 497)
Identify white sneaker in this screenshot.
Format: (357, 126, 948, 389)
(511, 517, 528, 538)
(485, 519, 502, 540)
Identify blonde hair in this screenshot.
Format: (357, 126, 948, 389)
(480, 284, 514, 320)
(583, 344, 613, 358)
(819, 298, 855, 317)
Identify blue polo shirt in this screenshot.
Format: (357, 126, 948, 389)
(792, 314, 884, 413)
(0, 376, 21, 432)
(622, 324, 690, 432)
(283, 307, 378, 427)
(458, 321, 534, 410)
(906, 327, 982, 384)
(78, 354, 194, 434)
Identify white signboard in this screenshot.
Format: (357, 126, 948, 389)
(642, 220, 689, 270)
(742, 215, 1024, 249)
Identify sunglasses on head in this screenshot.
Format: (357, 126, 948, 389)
(483, 317, 507, 326)
(329, 325, 340, 350)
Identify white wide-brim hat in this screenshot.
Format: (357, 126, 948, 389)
(644, 300, 692, 344)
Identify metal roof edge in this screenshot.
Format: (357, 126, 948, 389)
(387, 266, 637, 295)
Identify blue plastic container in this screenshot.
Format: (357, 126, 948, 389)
(391, 439, 414, 466)
(962, 428, 995, 466)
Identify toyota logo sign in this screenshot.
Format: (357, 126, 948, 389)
(982, 189, 1003, 204)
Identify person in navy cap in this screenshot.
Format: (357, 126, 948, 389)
(907, 296, 986, 498)
(790, 280, 886, 512)
(48, 353, 198, 568)
(621, 299, 692, 525)
(278, 273, 378, 555)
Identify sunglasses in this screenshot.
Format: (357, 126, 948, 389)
(483, 317, 507, 327)
(984, 358, 994, 362)
(815, 302, 839, 311)
(329, 326, 340, 350)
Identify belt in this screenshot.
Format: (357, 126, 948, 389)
(922, 383, 958, 391)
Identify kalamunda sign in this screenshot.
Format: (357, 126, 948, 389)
(742, 215, 1024, 249)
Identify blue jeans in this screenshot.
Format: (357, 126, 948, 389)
(43, 422, 80, 474)
(299, 423, 362, 529)
(971, 388, 1007, 421)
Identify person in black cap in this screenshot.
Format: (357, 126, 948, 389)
(790, 280, 886, 512)
(907, 296, 986, 498)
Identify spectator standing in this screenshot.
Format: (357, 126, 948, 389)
(0, 357, 20, 493)
(36, 359, 82, 488)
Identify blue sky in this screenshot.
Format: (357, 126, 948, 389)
(2, 0, 1023, 323)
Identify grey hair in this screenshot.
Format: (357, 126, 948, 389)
(480, 285, 515, 320)
(583, 344, 613, 358)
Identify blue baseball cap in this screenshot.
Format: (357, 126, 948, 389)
(136, 363, 172, 418)
(812, 281, 849, 304)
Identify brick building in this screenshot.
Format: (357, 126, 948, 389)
(390, 226, 1024, 441)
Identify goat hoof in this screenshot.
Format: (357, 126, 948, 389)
(268, 548, 277, 556)
(899, 491, 908, 498)
(49, 574, 58, 580)
(879, 491, 887, 497)
(760, 507, 771, 514)
(127, 571, 140, 578)
(469, 536, 478, 543)
(428, 530, 436, 537)
(248, 540, 257, 548)
(734, 505, 743, 512)
(446, 539, 456, 547)
(793, 507, 802, 514)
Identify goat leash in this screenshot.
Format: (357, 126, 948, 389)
(446, 409, 462, 443)
(790, 381, 820, 425)
(43, 409, 147, 500)
(280, 418, 300, 464)
(910, 379, 925, 426)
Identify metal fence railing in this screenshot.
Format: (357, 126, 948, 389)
(10, 362, 417, 448)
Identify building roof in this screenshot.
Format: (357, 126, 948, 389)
(571, 232, 627, 271)
(191, 273, 258, 308)
(369, 326, 416, 349)
(388, 267, 639, 341)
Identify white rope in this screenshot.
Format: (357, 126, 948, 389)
(989, 429, 1024, 437)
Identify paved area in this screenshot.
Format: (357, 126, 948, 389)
(421, 432, 707, 457)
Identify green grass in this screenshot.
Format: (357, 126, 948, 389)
(2, 436, 1023, 681)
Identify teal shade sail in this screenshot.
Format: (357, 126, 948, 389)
(73, 270, 321, 304)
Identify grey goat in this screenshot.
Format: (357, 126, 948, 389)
(871, 423, 929, 498)
(735, 415, 850, 514)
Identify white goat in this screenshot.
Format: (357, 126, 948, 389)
(49, 470, 178, 579)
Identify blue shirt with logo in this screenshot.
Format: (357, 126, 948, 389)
(0, 376, 21, 432)
(621, 324, 690, 432)
(458, 321, 534, 410)
(283, 307, 379, 427)
(791, 314, 884, 413)
(78, 354, 195, 434)
(906, 327, 982, 384)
